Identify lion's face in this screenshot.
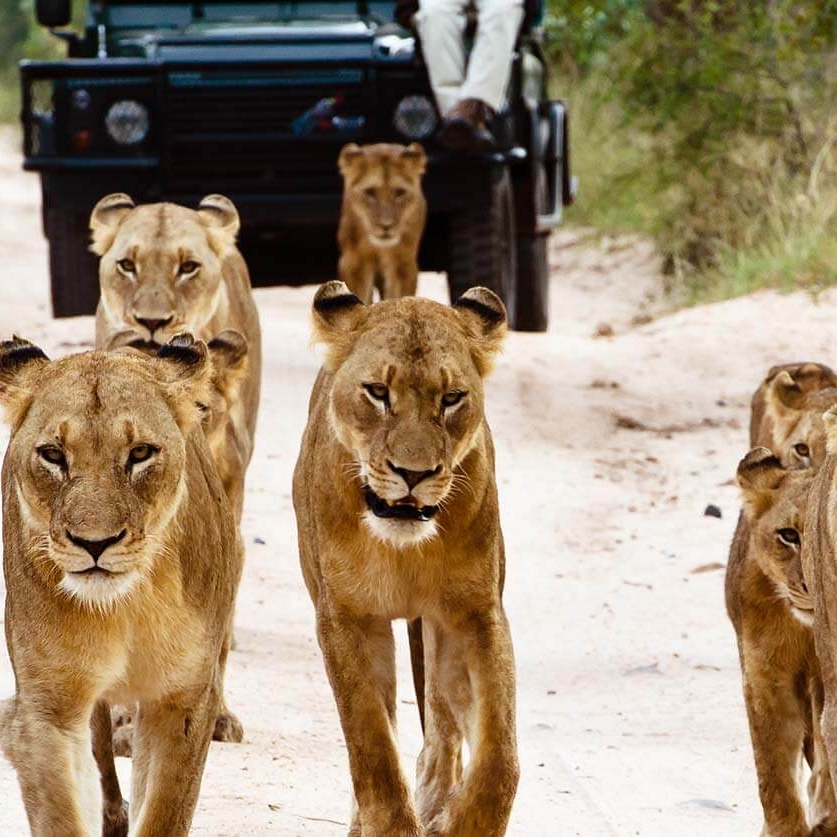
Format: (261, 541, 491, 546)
(90, 194, 241, 344)
(738, 448, 813, 625)
(338, 143, 426, 248)
(313, 282, 505, 547)
(752, 363, 837, 468)
(0, 336, 211, 609)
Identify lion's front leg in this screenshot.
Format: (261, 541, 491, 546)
(316, 607, 422, 837)
(738, 639, 809, 836)
(809, 683, 837, 831)
(91, 700, 128, 837)
(213, 605, 244, 744)
(2, 696, 102, 837)
(380, 253, 418, 300)
(416, 620, 466, 826)
(128, 684, 219, 837)
(425, 608, 519, 837)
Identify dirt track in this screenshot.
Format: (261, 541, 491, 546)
(1, 132, 835, 835)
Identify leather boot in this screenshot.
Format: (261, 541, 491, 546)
(436, 98, 495, 152)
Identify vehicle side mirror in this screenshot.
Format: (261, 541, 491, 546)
(36, 0, 71, 27)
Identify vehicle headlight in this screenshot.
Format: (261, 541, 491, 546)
(393, 95, 437, 140)
(105, 100, 149, 145)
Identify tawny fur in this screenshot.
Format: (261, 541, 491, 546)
(91, 193, 261, 523)
(749, 362, 837, 466)
(337, 143, 427, 303)
(293, 282, 519, 836)
(0, 339, 240, 837)
(90, 194, 261, 750)
(726, 449, 837, 837)
(726, 361, 837, 836)
(801, 408, 837, 837)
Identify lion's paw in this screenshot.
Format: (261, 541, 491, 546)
(213, 709, 244, 743)
(102, 800, 129, 837)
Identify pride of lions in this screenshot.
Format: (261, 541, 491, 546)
(0, 142, 518, 837)
(12, 137, 837, 837)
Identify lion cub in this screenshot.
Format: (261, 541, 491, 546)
(0, 335, 240, 837)
(726, 448, 837, 836)
(293, 282, 519, 836)
(337, 142, 427, 303)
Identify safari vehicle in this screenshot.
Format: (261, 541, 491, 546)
(22, 0, 573, 330)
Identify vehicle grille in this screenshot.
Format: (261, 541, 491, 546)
(165, 69, 371, 192)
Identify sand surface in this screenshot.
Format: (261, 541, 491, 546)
(0, 132, 832, 836)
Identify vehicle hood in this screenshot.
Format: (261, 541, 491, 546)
(111, 20, 381, 61)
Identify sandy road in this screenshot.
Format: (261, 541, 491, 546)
(1, 133, 835, 835)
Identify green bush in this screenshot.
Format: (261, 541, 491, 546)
(552, 0, 837, 300)
(0, 0, 82, 122)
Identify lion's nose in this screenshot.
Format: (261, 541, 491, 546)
(136, 316, 172, 336)
(388, 461, 441, 490)
(67, 529, 126, 562)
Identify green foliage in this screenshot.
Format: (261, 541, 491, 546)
(557, 0, 837, 300)
(0, 0, 85, 121)
(543, 0, 644, 75)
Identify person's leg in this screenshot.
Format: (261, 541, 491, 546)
(460, 0, 524, 113)
(416, 0, 468, 117)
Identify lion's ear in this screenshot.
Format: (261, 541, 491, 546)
(207, 330, 249, 398)
(89, 193, 135, 255)
(737, 446, 787, 518)
(338, 143, 366, 179)
(769, 370, 806, 410)
(453, 287, 507, 376)
(198, 194, 240, 251)
(401, 142, 427, 175)
(311, 281, 367, 371)
(0, 337, 49, 428)
(155, 334, 213, 430)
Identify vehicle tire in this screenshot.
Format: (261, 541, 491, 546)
(447, 166, 518, 326)
(46, 209, 100, 318)
(514, 232, 549, 332)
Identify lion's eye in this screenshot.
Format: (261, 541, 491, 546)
(363, 188, 377, 202)
(363, 383, 389, 405)
(127, 444, 156, 468)
(179, 260, 200, 276)
(117, 258, 136, 275)
(442, 391, 465, 408)
(393, 188, 407, 201)
(38, 445, 67, 469)
(794, 442, 810, 458)
(777, 527, 801, 547)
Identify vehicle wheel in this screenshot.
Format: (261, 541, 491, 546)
(448, 166, 518, 326)
(514, 233, 549, 332)
(46, 209, 100, 317)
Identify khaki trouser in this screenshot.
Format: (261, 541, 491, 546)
(416, 0, 525, 116)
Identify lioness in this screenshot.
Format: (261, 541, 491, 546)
(726, 448, 837, 836)
(0, 335, 240, 836)
(337, 142, 427, 303)
(750, 362, 837, 466)
(802, 409, 837, 822)
(293, 282, 519, 836)
(90, 192, 261, 522)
